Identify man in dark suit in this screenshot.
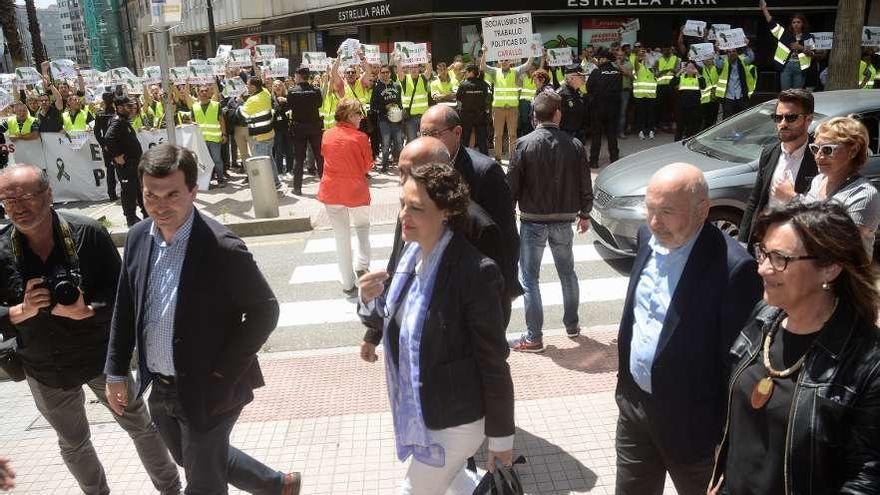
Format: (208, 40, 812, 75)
(615, 163, 762, 495)
(738, 89, 817, 247)
(103, 144, 301, 495)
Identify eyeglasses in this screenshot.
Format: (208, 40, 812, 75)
(418, 126, 454, 138)
(808, 142, 842, 157)
(1, 187, 47, 207)
(770, 113, 803, 123)
(753, 243, 818, 271)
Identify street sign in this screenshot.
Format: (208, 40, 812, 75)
(481, 13, 533, 62)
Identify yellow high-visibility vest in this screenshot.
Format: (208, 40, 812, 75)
(770, 23, 811, 71)
(716, 56, 757, 98)
(520, 76, 537, 102)
(860, 60, 876, 89)
(344, 81, 373, 113)
(320, 91, 338, 130)
(7, 116, 35, 136)
(657, 55, 680, 85)
(490, 67, 520, 108)
(632, 64, 657, 99)
(430, 74, 459, 102)
(240, 88, 274, 141)
(701, 65, 719, 104)
(193, 100, 222, 143)
(403, 74, 430, 116)
(62, 109, 90, 132)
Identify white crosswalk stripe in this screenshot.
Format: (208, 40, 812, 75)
(303, 233, 395, 253)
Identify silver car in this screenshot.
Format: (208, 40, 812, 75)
(590, 90, 880, 255)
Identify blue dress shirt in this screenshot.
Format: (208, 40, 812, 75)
(629, 231, 699, 394)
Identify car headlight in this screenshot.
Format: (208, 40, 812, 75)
(609, 195, 646, 211)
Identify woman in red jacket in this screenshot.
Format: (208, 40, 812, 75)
(318, 98, 374, 296)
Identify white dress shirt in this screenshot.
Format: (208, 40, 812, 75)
(767, 141, 808, 208)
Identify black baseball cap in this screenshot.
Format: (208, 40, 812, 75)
(295, 65, 311, 76)
(563, 64, 585, 75)
(114, 95, 132, 106)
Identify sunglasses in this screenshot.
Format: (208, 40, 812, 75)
(770, 113, 803, 123)
(808, 143, 842, 157)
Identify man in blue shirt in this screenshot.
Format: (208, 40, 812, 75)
(614, 163, 761, 495)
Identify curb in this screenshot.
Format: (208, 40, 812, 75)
(109, 216, 313, 247)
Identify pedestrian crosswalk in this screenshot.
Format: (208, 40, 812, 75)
(270, 223, 634, 343)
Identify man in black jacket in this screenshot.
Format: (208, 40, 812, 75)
(93, 92, 118, 200)
(286, 66, 324, 195)
(738, 89, 817, 247)
(507, 92, 593, 353)
(586, 48, 622, 168)
(456, 64, 491, 155)
(104, 95, 146, 226)
(0, 164, 180, 495)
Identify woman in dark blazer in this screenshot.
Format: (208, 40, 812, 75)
(359, 162, 515, 494)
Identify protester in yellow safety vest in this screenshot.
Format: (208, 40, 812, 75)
(130, 100, 146, 131)
(614, 47, 635, 139)
(700, 58, 721, 130)
(62, 94, 94, 132)
(430, 62, 459, 107)
(393, 51, 434, 143)
(859, 54, 876, 89)
(2, 102, 39, 141)
(632, 48, 658, 140)
(143, 84, 166, 129)
(479, 44, 535, 162)
(239, 76, 280, 187)
(671, 61, 706, 141)
(655, 46, 681, 129)
(715, 47, 757, 119)
(191, 84, 228, 186)
(761, 1, 815, 90)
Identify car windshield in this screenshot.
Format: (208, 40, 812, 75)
(689, 101, 826, 163)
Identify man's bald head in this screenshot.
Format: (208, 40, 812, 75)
(420, 105, 462, 157)
(645, 163, 710, 249)
(398, 137, 451, 183)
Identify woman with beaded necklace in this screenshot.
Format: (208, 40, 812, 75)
(708, 201, 880, 494)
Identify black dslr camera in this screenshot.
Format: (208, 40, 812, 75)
(39, 266, 82, 306)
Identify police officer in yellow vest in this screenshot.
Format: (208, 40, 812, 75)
(62, 95, 94, 133)
(715, 46, 757, 119)
(395, 55, 433, 144)
(1, 102, 40, 142)
(479, 45, 535, 162)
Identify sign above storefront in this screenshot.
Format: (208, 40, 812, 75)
(313, 1, 396, 26)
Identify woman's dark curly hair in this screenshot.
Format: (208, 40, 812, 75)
(407, 162, 470, 231)
(754, 201, 879, 323)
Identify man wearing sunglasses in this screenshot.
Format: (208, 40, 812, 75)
(738, 89, 816, 247)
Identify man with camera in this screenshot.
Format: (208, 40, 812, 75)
(0, 164, 181, 495)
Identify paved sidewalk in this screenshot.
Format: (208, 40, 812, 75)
(0, 327, 680, 494)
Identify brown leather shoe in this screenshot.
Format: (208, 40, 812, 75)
(282, 472, 302, 495)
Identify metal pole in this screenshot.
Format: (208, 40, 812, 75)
(155, 27, 176, 144)
(206, 0, 217, 57)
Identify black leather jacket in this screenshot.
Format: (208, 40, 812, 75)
(711, 301, 880, 494)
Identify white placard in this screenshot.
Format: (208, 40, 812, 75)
(142, 66, 161, 84)
(85, 86, 102, 104)
(108, 67, 136, 85)
(254, 45, 276, 63)
(302, 52, 329, 72)
(863, 27, 880, 47)
(688, 43, 716, 61)
(187, 59, 208, 69)
(716, 28, 747, 51)
(707, 24, 730, 41)
(362, 44, 381, 65)
(14, 67, 41, 85)
(207, 58, 225, 76)
(546, 48, 573, 67)
(216, 44, 232, 60)
(229, 49, 252, 67)
(620, 19, 640, 35)
(188, 64, 213, 85)
(812, 32, 833, 50)
(683, 20, 707, 38)
(0, 88, 12, 112)
(123, 76, 143, 94)
(529, 33, 543, 58)
(337, 38, 361, 68)
(223, 78, 248, 98)
(481, 13, 534, 62)
(150, 0, 181, 26)
(169, 67, 189, 85)
(66, 130, 90, 150)
(268, 58, 289, 78)
(395, 42, 428, 65)
(49, 59, 77, 80)
(79, 69, 101, 86)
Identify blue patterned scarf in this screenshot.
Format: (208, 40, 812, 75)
(383, 228, 453, 467)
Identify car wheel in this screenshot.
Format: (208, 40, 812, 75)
(709, 208, 742, 239)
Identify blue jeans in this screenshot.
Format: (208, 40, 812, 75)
(249, 138, 280, 187)
(780, 59, 806, 90)
(519, 221, 579, 342)
(205, 141, 223, 181)
(379, 120, 404, 167)
(404, 115, 421, 143)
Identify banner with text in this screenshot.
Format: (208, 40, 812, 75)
(482, 13, 533, 62)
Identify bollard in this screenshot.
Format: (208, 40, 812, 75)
(245, 156, 280, 219)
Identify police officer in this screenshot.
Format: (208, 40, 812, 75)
(286, 65, 324, 196)
(104, 96, 146, 227)
(456, 63, 492, 155)
(556, 65, 587, 143)
(586, 48, 622, 168)
(93, 92, 118, 200)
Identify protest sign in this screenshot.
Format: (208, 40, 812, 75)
(481, 13, 533, 62)
(402, 43, 428, 65)
(0, 88, 12, 112)
(84, 87, 102, 104)
(50, 59, 77, 80)
(529, 33, 543, 58)
(216, 44, 232, 60)
(254, 45, 276, 62)
(707, 24, 730, 41)
(546, 48, 573, 67)
(688, 43, 716, 61)
(0, 74, 15, 92)
(863, 27, 880, 47)
(620, 19, 640, 35)
(187, 59, 208, 68)
(363, 44, 381, 65)
(123, 76, 143, 94)
(302, 52, 329, 71)
(79, 69, 101, 86)
(812, 32, 833, 50)
(683, 20, 707, 38)
(66, 131, 90, 151)
(223, 78, 248, 98)
(229, 49, 252, 67)
(268, 58, 289, 78)
(716, 28, 747, 50)
(14, 67, 41, 85)
(338, 38, 361, 67)
(169, 67, 189, 84)
(188, 64, 213, 85)
(142, 66, 161, 84)
(207, 58, 225, 76)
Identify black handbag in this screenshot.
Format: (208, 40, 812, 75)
(0, 337, 25, 382)
(473, 455, 526, 495)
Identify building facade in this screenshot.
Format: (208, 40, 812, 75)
(58, 0, 91, 66)
(38, 4, 67, 61)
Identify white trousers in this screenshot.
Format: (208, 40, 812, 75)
(400, 418, 486, 495)
(325, 204, 371, 290)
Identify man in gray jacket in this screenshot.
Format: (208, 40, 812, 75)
(507, 92, 594, 353)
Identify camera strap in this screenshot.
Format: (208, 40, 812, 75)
(10, 213, 81, 277)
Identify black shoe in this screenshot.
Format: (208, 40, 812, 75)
(566, 326, 582, 338)
(108, 194, 118, 201)
(342, 286, 358, 297)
